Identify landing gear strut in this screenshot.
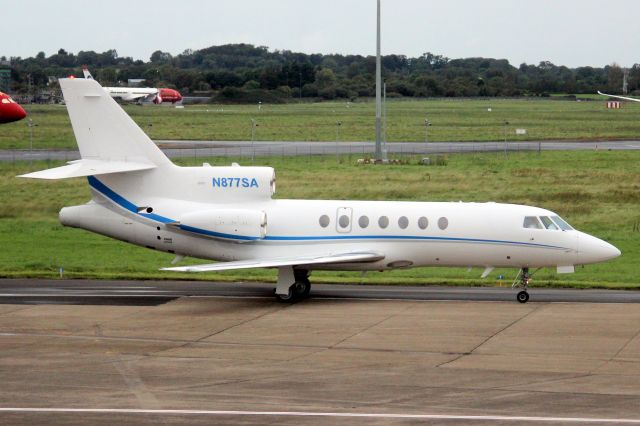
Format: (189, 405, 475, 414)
(513, 267, 531, 303)
(275, 267, 311, 302)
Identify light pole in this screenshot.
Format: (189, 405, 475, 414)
(374, 0, 385, 161)
(336, 121, 342, 163)
(424, 118, 431, 143)
(251, 119, 257, 163)
(27, 118, 34, 166)
(503, 120, 509, 157)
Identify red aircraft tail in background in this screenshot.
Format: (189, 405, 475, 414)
(155, 88, 183, 104)
(0, 92, 27, 124)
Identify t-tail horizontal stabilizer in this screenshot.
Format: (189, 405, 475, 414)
(18, 159, 156, 180)
(18, 77, 171, 180)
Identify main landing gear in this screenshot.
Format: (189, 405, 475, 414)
(512, 267, 532, 303)
(275, 267, 311, 302)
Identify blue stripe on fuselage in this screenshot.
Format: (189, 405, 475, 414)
(86, 176, 567, 250)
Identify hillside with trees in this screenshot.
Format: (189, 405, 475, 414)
(2, 44, 638, 102)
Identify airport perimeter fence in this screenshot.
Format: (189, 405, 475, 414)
(1, 141, 550, 166)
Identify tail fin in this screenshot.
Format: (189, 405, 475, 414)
(82, 66, 93, 79)
(62, 78, 170, 165)
(20, 78, 170, 180)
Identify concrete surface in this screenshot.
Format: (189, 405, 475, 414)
(3, 139, 640, 162)
(1, 294, 640, 425)
(3, 279, 640, 304)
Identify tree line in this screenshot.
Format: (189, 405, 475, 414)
(3, 44, 639, 102)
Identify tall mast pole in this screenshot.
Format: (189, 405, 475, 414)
(374, 0, 383, 161)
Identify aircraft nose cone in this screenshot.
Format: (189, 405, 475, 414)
(15, 104, 27, 120)
(578, 232, 621, 264)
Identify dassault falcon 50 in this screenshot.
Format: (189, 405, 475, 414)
(20, 78, 621, 303)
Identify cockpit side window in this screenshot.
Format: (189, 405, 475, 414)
(523, 216, 543, 229)
(551, 215, 573, 231)
(540, 216, 559, 230)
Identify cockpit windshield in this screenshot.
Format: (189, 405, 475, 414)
(523, 216, 543, 229)
(539, 216, 559, 230)
(523, 215, 574, 231)
(551, 215, 573, 231)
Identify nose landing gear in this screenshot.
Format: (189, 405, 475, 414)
(513, 268, 531, 303)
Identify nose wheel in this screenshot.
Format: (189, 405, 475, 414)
(512, 267, 532, 303)
(516, 290, 530, 303)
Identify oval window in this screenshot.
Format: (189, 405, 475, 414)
(339, 215, 350, 228)
(358, 215, 369, 228)
(418, 216, 428, 229)
(378, 216, 389, 229)
(398, 216, 409, 229)
(438, 217, 449, 230)
(319, 215, 330, 228)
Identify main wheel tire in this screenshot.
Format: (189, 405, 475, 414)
(276, 286, 296, 303)
(516, 290, 530, 304)
(292, 280, 311, 298)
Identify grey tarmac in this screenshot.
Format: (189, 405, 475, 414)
(0, 279, 639, 425)
(2, 139, 640, 162)
(1, 279, 640, 305)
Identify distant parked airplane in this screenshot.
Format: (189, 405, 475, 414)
(0, 91, 27, 124)
(19, 78, 621, 303)
(82, 67, 182, 104)
(597, 91, 640, 103)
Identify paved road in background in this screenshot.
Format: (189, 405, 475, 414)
(2, 139, 640, 162)
(1, 279, 638, 305)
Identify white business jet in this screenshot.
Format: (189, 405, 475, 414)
(19, 78, 621, 303)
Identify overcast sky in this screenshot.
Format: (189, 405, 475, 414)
(3, 0, 638, 68)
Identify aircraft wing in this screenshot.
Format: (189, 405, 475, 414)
(597, 91, 640, 103)
(161, 251, 384, 272)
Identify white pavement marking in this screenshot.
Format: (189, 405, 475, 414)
(0, 293, 178, 297)
(0, 408, 639, 423)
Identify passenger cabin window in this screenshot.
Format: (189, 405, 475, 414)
(551, 215, 573, 231)
(398, 216, 409, 229)
(540, 216, 559, 230)
(378, 216, 389, 229)
(438, 217, 449, 230)
(418, 217, 428, 230)
(358, 215, 369, 228)
(523, 216, 543, 229)
(339, 215, 350, 228)
(319, 215, 330, 228)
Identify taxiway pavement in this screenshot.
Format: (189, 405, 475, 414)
(2, 139, 640, 162)
(0, 279, 639, 424)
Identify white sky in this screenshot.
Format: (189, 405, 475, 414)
(3, 0, 639, 67)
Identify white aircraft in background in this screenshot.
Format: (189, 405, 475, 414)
(598, 91, 640, 103)
(82, 67, 182, 104)
(19, 78, 621, 303)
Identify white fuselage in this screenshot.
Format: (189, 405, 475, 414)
(59, 164, 619, 272)
(103, 87, 158, 103)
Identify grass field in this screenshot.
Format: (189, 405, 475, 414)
(1, 96, 639, 150)
(1, 151, 638, 288)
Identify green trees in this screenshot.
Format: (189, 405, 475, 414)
(5, 44, 636, 99)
